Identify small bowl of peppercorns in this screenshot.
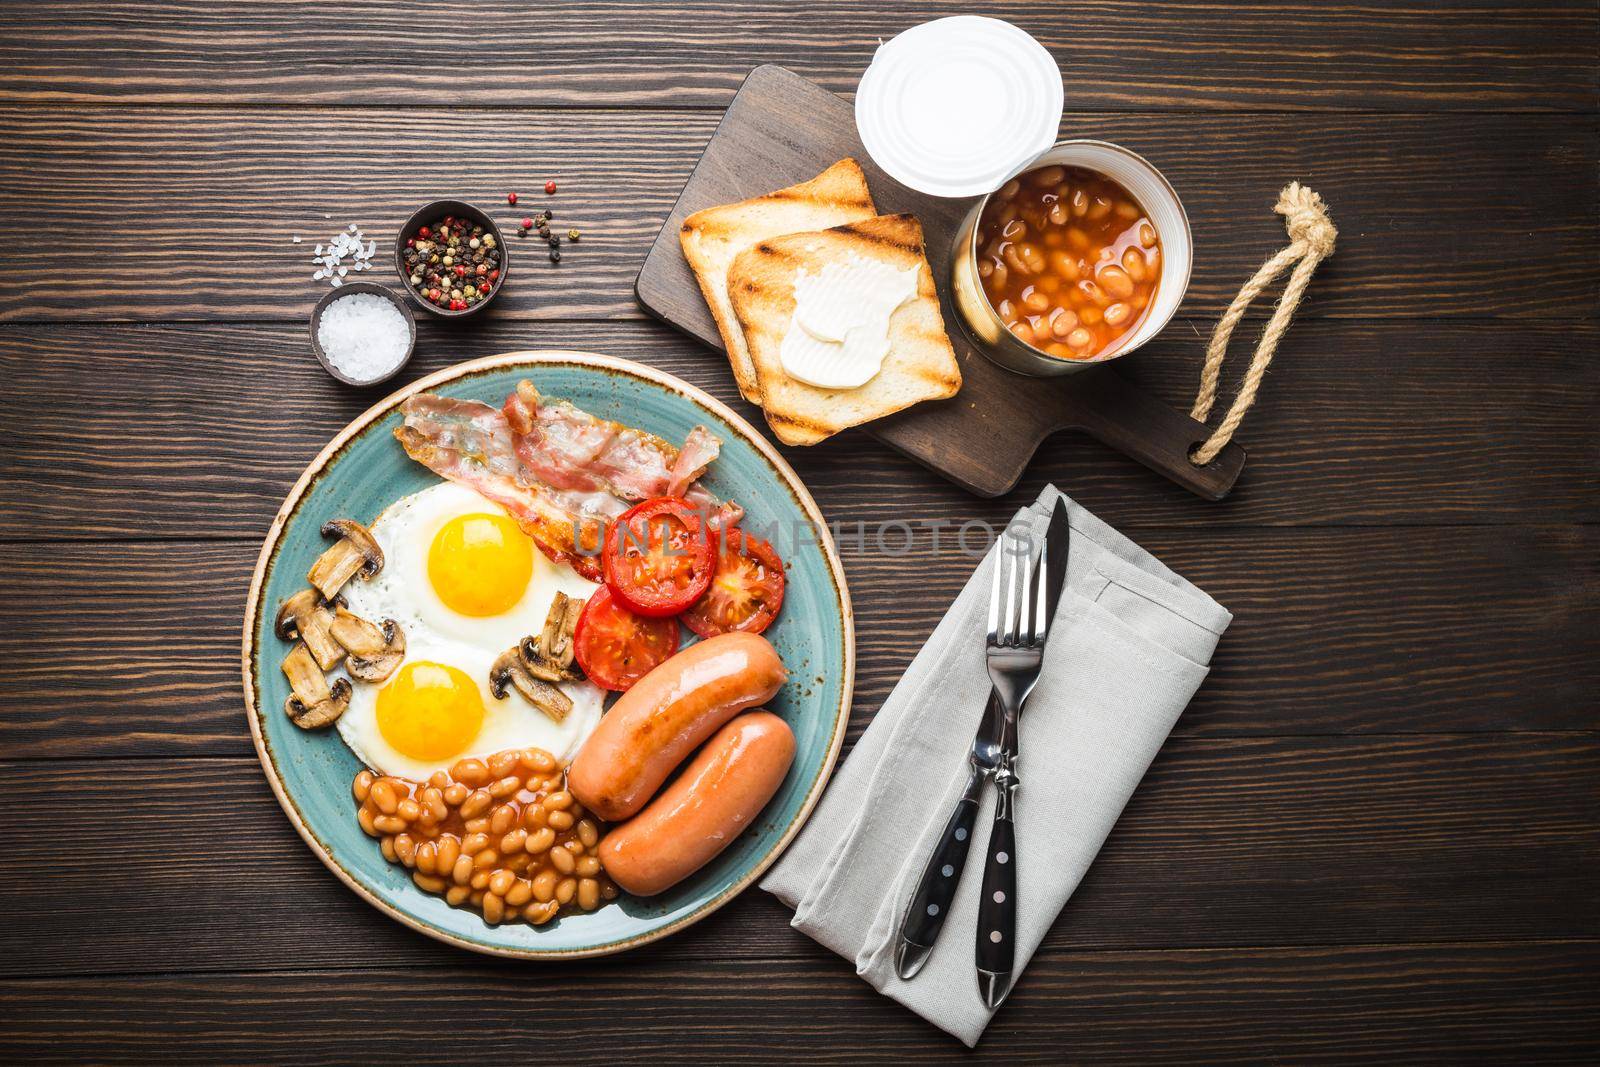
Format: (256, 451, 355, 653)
(395, 200, 509, 319)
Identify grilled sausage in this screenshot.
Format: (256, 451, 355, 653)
(599, 710, 796, 896)
(567, 632, 786, 821)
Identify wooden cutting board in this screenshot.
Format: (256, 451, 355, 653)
(635, 65, 1245, 500)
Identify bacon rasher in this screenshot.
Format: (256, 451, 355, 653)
(393, 395, 602, 566)
(503, 381, 721, 503)
(395, 382, 729, 576)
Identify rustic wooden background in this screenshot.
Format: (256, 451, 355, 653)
(1, 2, 1596, 1062)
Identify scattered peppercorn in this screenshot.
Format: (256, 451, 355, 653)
(545, 180, 557, 194)
(502, 195, 573, 268)
(400, 214, 503, 312)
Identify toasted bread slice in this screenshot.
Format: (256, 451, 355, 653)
(680, 159, 876, 404)
(727, 213, 962, 446)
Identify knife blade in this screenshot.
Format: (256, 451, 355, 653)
(1041, 496, 1070, 634)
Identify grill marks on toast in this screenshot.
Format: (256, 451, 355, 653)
(759, 182, 874, 211)
(726, 213, 962, 446)
(678, 159, 877, 404)
(735, 214, 927, 312)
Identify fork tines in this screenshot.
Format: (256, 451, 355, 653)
(987, 524, 1047, 649)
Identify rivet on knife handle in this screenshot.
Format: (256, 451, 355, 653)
(894, 770, 983, 979)
(976, 761, 1018, 1008)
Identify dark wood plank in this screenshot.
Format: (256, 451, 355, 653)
(2, 942, 1595, 1063)
(3, 527, 1594, 759)
(0, 108, 1593, 323)
(846, 525, 1600, 737)
(1, 321, 1596, 537)
(1, 4, 1594, 1063)
(1, 1, 1593, 112)
(1, 737, 1593, 977)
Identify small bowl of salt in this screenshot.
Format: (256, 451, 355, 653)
(309, 282, 417, 387)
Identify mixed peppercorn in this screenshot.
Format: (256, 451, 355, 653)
(515, 206, 578, 263)
(401, 215, 502, 312)
(396, 185, 576, 311)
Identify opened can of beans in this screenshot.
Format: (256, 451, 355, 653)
(854, 18, 1192, 375)
(950, 140, 1194, 375)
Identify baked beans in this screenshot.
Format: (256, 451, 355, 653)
(354, 747, 619, 926)
(977, 165, 1162, 361)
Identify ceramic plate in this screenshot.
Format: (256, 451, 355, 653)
(243, 351, 853, 958)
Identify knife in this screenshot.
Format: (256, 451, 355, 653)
(893, 689, 1005, 979)
(975, 496, 1070, 1009)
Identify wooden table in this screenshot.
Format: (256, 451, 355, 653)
(1, 3, 1595, 1062)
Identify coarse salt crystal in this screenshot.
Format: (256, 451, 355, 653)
(307, 223, 378, 286)
(292, 235, 301, 244)
(317, 292, 409, 383)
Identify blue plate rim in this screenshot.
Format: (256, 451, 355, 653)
(241, 350, 855, 959)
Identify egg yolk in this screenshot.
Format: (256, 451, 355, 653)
(375, 661, 485, 761)
(427, 512, 534, 617)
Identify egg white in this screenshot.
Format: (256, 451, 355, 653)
(333, 480, 604, 779)
(344, 481, 597, 651)
(335, 633, 604, 780)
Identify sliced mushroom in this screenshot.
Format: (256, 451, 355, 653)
(328, 607, 405, 682)
(513, 592, 585, 682)
(307, 518, 383, 600)
(491, 647, 573, 723)
(540, 591, 583, 669)
(517, 634, 581, 683)
(282, 642, 351, 729)
(275, 588, 345, 670)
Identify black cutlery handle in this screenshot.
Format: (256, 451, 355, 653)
(976, 767, 1018, 981)
(900, 774, 983, 950)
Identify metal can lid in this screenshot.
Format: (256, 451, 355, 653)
(855, 17, 1063, 199)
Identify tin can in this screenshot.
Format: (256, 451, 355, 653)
(950, 140, 1194, 376)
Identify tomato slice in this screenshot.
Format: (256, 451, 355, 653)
(572, 586, 680, 691)
(683, 528, 786, 637)
(603, 497, 714, 617)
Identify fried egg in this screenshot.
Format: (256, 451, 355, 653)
(346, 481, 597, 650)
(335, 480, 604, 778)
(336, 634, 604, 780)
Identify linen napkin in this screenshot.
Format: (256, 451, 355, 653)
(761, 485, 1231, 1046)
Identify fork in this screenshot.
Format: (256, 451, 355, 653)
(975, 521, 1049, 1009)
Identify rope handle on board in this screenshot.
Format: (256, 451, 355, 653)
(1188, 183, 1338, 466)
